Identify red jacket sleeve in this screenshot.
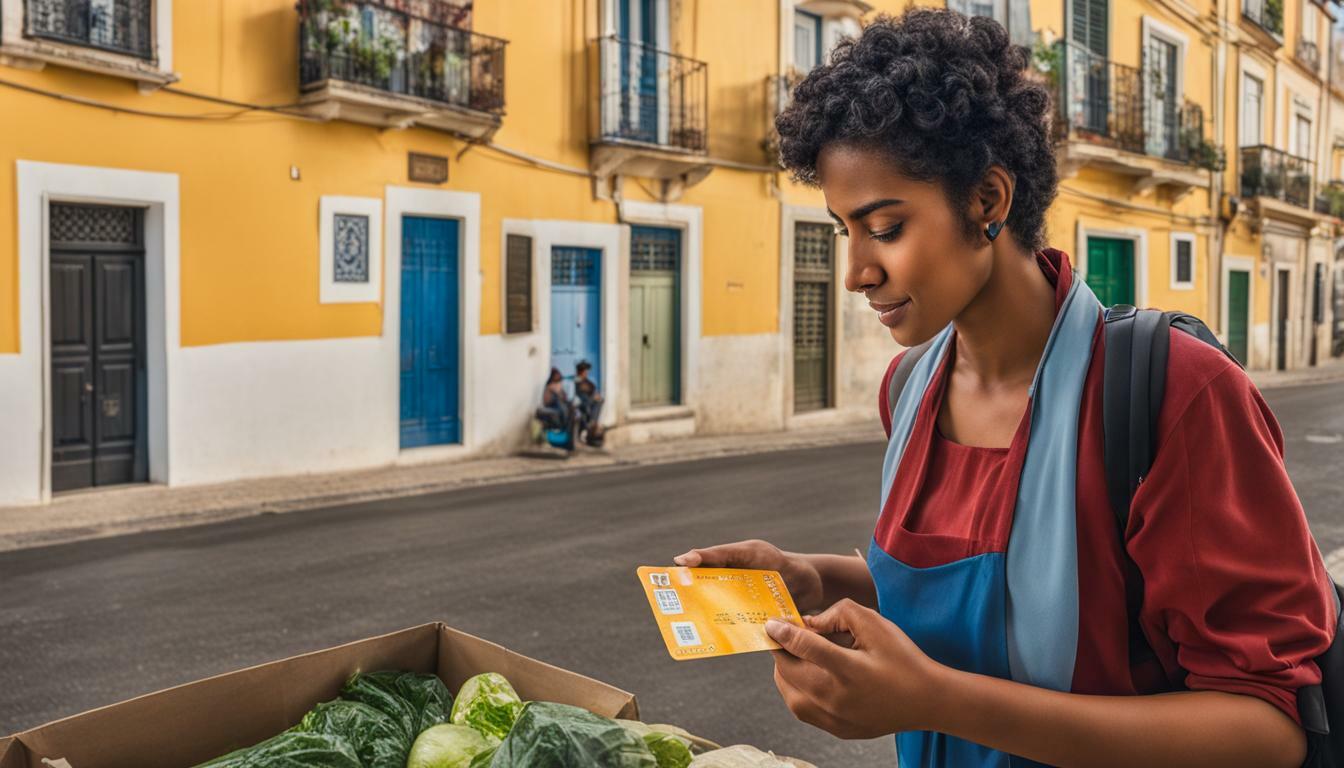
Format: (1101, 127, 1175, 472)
(878, 351, 906, 439)
(1128, 359, 1335, 725)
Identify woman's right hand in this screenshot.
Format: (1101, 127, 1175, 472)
(674, 540, 826, 614)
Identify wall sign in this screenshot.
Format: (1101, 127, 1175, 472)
(409, 152, 449, 184)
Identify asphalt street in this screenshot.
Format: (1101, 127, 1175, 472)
(0, 380, 1340, 766)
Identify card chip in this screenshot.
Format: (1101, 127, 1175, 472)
(671, 621, 701, 647)
(654, 588, 683, 615)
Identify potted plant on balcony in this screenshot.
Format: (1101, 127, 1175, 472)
(1179, 126, 1226, 172)
(1266, 0, 1284, 35)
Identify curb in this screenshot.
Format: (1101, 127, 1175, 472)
(0, 427, 884, 554)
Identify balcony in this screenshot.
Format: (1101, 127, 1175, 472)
(1241, 145, 1315, 212)
(25, 0, 151, 59)
(1296, 38, 1320, 74)
(589, 36, 711, 199)
(1049, 41, 1216, 197)
(1315, 180, 1344, 218)
(1242, 0, 1284, 40)
(296, 0, 507, 139)
(762, 70, 804, 161)
(0, 0, 172, 85)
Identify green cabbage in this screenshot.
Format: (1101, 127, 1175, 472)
(449, 672, 524, 743)
(407, 723, 495, 768)
(295, 699, 409, 768)
(192, 732, 362, 768)
(340, 671, 454, 740)
(642, 733, 694, 768)
(481, 701, 657, 767)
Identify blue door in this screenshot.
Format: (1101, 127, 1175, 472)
(400, 216, 461, 448)
(551, 247, 602, 392)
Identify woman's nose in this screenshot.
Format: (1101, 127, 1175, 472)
(845, 247, 883, 294)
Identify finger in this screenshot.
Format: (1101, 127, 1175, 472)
(766, 619, 851, 668)
(674, 540, 768, 568)
(805, 598, 882, 642)
(773, 658, 848, 735)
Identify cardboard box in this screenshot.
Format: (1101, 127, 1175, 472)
(2, 623, 638, 768)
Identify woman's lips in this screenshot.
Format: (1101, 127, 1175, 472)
(869, 298, 911, 328)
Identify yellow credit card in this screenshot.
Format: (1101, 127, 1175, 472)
(636, 566, 805, 660)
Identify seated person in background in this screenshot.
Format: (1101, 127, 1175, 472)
(574, 360, 604, 445)
(535, 367, 574, 435)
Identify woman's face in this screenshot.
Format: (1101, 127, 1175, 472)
(818, 143, 994, 347)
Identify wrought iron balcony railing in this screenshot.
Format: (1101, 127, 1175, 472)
(24, 0, 153, 60)
(1052, 41, 1146, 155)
(1242, 0, 1284, 37)
(595, 36, 708, 153)
(1049, 42, 1221, 169)
(1241, 145, 1315, 208)
(299, 0, 506, 115)
(1296, 39, 1320, 72)
(1315, 180, 1344, 217)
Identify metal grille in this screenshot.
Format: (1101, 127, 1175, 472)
(793, 222, 833, 412)
(505, 233, 532, 333)
(631, 226, 680, 272)
(595, 36, 707, 152)
(49, 203, 140, 246)
(333, 214, 370, 283)
(25, 0, 154, 60)
(552, 247, 599, 287)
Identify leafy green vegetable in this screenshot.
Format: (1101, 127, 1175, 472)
(192, 732, 362, 768)
(468, 746, 499, 768)
(482, 701, 657, 767)
(340, 670, 453, 740)
(642, 733, 694, 768)
(407, 723, 495, 768)
(295, 699, 409, 768)
(449, 672, 524, 743)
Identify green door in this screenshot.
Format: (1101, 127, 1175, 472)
(630, 226, 680, 407)
(1085, 237, 1135, 307)
(1227, 269, 1250, 366)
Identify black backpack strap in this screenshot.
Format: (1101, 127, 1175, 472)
(1102, 306, 1172, 532)
(886, 338, 936, 426)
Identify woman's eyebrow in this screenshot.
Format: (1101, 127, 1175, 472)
(846, 198, 905, 220)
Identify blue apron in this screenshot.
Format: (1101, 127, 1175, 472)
(867, 273, 1102, 768)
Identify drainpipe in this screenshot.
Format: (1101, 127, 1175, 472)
(1212, 0, 1229, 332)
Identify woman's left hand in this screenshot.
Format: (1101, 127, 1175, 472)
(766, 599, 945, 739)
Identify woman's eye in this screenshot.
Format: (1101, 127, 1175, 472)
(871, 224, 902, 242)
(832, 224, 849, 237)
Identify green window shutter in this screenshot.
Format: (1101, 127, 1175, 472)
(1072, 0, 1108, 56)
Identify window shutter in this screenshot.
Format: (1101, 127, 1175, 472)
(1072, 0, 1108, 56)
(505, 234, 533, 334)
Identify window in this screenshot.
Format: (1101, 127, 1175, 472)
(505, 233, 533, 334)
(1294, 113, 1312, 159)
(1303, 3, 1318, 47)
(793, 10, 821, 73)
(1241, 73, 1263, 146)
(1171, 234, 1195, 290)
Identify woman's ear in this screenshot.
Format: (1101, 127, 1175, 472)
(975, 166, 1014, 230)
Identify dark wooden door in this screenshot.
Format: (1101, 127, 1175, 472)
(49, 203, 148, 492)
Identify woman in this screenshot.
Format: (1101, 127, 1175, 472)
(675, 10, 1334, 767)
(536, 367, 574, 436)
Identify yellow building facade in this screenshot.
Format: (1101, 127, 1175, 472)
(0, 0, 900, 505)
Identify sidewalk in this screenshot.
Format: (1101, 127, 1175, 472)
(0, 419, 885, 553)
(1248, 358, 1344, 390)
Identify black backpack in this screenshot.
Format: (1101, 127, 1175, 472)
(885, 306, 1344, 765)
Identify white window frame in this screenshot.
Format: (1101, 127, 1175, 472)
(1142, 17, 1189, 158)
(319, 196, 383, 305)
(0, 0, 176, 87)
(793, 8, 821, 73)
(778, 0, 864, 78)
(1240, 59, 1268, 148)
(1170, 232, 1196, 291)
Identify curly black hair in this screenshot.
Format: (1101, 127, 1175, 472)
(776, 9, 1058, 253)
